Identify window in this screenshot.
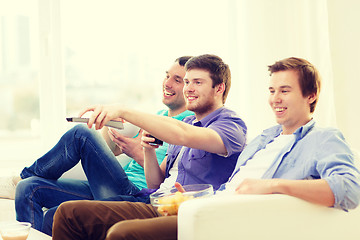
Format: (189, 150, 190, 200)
(60, 1, 231, 117)
(0, 2, 41, 172)
(1, 0, 232, 172)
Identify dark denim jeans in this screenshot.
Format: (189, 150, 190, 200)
(15, 125, 145, 234)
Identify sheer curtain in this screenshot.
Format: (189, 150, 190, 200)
(40, 0, 338, 145)
(40, 0, 234, 150)
(3, 0, 351, 170)
(38, 0, 66, 151)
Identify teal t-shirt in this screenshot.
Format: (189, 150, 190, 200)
(123, 110, 194, 189)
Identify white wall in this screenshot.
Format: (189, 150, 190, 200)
(328, 0, 360, 150)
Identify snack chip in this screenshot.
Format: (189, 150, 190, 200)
(157, 191, 194, 216)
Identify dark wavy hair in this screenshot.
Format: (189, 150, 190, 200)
(175, 56, 192, 67)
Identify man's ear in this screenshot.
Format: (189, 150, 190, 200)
(216, 82, 225, 95)
(308, 92, 317, 104)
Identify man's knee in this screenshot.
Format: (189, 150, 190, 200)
(69, 124, 93, 138)
(15, 177, 32, 196)
(106, 220, 140, 240)
(53, 201, 91, 240)
(56, 200, 89, 220)
(106, 216, 177, 240)
(15, 176, 45, 199)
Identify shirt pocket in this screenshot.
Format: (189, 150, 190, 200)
(185, 149, 211, 176)
(187, 148, 207, 161)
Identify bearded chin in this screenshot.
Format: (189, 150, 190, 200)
(187, 100, 214, 115)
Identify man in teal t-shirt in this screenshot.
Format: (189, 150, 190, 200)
(101, 56, 194, 190)
(12, 56, 193, 235)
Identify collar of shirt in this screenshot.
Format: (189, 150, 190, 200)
(228, 119, 316, 180)
(188, 106, 226, 127)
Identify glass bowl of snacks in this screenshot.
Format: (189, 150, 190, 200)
(150, 184, 214, 216)
(0, 221, 31, 240)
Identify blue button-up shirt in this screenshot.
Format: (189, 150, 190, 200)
(222, 119, 360, 210)
(165, 107, 247, 190)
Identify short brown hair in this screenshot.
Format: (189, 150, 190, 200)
(185, 54, 231, 103)
(268, 57, 321, 113)
(175, 56, 192, 67)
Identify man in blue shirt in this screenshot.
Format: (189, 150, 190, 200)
(11, 56, 194, 234)
(220, 57, 360, 210)
(52, 57, 360, 240)
(51, 54, 248, 240)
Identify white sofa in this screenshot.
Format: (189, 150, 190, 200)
(4, 193, 360, 239)
(178, 150, 360, 240)
(0, 198, 16, 222)
(3, 152, 359, 239)
(178, 192, 360, 240)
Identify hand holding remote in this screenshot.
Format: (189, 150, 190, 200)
(66, 117, 124, 130)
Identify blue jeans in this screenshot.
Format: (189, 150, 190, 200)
(15, 125, 147, 234)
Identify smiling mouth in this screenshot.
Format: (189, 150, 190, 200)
(187, 96, 197, 101)
(164, 89, 175, 96)
(275, 107, 287, 112)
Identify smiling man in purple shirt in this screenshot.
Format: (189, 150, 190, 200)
(51, 54, 247, 240)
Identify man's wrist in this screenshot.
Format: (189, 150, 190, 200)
(270, 179, 286, 194)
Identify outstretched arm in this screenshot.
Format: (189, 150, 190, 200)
(80, 104, 227, 155)
(235, 178, 335, 207)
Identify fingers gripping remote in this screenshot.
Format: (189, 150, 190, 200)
(66, 117, 124, 129)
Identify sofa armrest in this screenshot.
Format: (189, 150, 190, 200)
(178, 194, 360, 240)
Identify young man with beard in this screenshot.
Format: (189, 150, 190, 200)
(2, 56, 194, 235)
(51, 54, 248, 240)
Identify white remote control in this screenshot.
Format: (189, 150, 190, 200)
(66, 117, 124, 129)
